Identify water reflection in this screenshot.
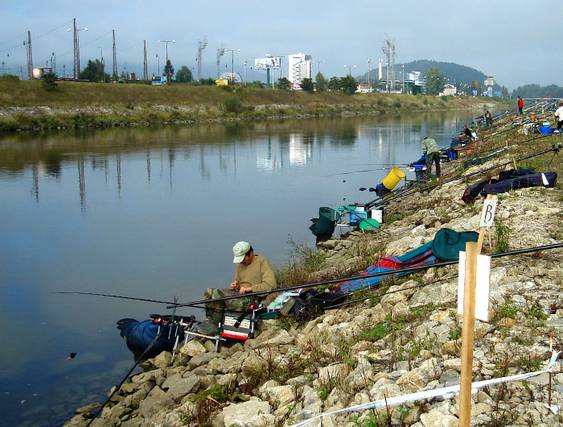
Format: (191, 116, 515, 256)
(0, 112, 472, 215)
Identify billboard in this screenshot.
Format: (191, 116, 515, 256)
(254, 56, 281, 70)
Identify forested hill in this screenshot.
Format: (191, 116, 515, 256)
(358, 59, 488, 85)
(511, 84, 563, 98)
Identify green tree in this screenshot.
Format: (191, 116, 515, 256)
(79, 59, 108, 82)
(42, 71, 58, 91)
(176, 66, 193, 83)
(327, 77, 340, 91)
(315, 72, 327, 91)
(426, 67, 446, 95)
(277, 77, 291, 90)
(164, 59, 174, 83)
(339, 76, 357, 95)
(301, 78, 314, 92)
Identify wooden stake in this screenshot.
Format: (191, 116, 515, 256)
(459, 241, 479, 426)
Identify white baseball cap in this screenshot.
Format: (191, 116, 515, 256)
(232, 241, 251, 263)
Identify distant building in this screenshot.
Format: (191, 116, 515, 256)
(439, 84, 457, 96)
(484, 76, 495, 87)
(355, 83, 374, 93)
(287, 53, 312, 88)
(407, 71, 426, 88)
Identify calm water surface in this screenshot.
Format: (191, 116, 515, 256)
(0, 112, 474, 426)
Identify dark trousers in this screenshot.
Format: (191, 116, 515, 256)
(518, 107, 523, 114)
(426, 152, 441, 178)
(557, 120, 563, 130)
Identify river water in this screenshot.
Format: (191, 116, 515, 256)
(0, 111, 474, 426)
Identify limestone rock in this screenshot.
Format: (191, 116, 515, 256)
(138, 386, 173, 419)
(263, 385, 296, 407)
(396, 358, 442, 392)
(162, 374, 200, 400)
(318, 363, 350, 382)
(221, 399, 274, 427)
(420, 408, 458, 427)
(151, 351, 172, 369)
(180, 340, 207, 357)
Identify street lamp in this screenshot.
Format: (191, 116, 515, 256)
(155, 53, 160, 76)
(98, 47, 104, 82)
(225, 48, 240, 84)
(344, 64, 356, 76)
(158, 39, 176, 62)
(243, 60, 248, 85)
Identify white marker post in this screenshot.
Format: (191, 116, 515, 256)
(459, 195, 496, 426)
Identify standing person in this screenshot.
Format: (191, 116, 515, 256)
(555, 102, 563, 130)
(421, 136, 441, 178)
(485, 110, 494, 126)
(517, 96, 524, 115)
(204, 241, 277, 321)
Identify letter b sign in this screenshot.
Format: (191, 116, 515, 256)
(479, 196, 497, 227)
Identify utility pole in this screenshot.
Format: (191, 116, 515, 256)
(73, 19, 78, 79)
(158, 40, 175, 62)
(25, 30, 33, 80)
(69, 19, 87, 79)
(243, 60, 247, 85)
(197, 37, 208, 81)
(143, 40, 148, 81)
(112, 30, 117, 81)
(367, 58, 372, 89)
(216, 47, 225, 79)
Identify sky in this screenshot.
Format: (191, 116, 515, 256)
(0, 0, 561, 90)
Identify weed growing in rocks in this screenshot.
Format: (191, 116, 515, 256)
(274, 238, 327, 286)
(492, 300, 518, 323)
(494, 218, 511, 253)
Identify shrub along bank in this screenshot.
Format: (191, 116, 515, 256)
(0, 78, 503, 133)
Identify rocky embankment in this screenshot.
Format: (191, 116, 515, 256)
(67, 142, 562, 426)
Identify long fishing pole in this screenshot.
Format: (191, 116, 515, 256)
(167, 242, 563, 309)
(51, 291, 206, 309)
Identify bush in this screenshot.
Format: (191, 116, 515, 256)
(223, 96, 243, 114)
(42, 72, 58, 91)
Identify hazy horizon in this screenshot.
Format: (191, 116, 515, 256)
(1, 0, 561, 90)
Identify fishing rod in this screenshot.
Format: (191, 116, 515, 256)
(167, 242, 563, 309)
(327, 167, 404, 177)
(364, 141, 561, 210)
(51, 291, 206, 308)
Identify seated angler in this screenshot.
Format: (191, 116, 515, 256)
(204, 241, 277, 322)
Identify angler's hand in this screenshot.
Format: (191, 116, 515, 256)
(230, 280, 239, 290)
(239, 286, 252, 294)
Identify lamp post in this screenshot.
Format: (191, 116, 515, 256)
(367, 58, 372, 89)
(156, 53, 160, 76)
(344, 64, 356, 76)
(158, 39, 176, 62)
(225, 48, 240, 84)
(243, 60, 247, 85)
(98, 47, 104, 82)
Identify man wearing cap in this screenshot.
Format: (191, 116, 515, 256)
(204, 241, 276, 320)
(231, 241, 276, 294)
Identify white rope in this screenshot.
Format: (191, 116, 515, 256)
(291, 351, 560, 427)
